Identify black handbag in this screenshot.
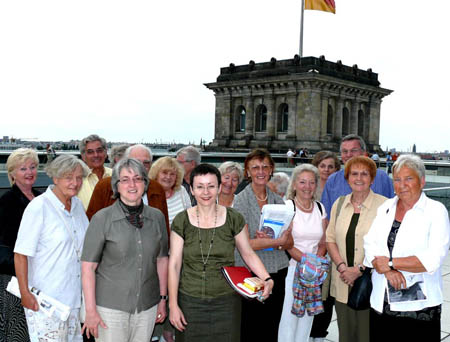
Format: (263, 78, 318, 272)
(347, 267, 372, 310)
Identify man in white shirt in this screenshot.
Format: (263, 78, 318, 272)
(77, 134, 112, 210)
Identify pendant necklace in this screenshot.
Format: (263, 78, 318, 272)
(197, 204, 217, 295)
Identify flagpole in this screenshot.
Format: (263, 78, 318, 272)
(299, 0, 305, 57)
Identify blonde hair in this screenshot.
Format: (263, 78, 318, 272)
(6, 148, 39, 185)
(149, 156, 184, 191)
(286, 164, 319, 201)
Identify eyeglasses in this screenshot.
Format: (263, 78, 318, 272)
(249, 165, 271, 172)
(341, 148, 362, 155)
(85, 148, 105, 155)
(61, 174, 83, 183)
(118, 176, 144, 185)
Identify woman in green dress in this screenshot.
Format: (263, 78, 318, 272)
(168, 164, 273, 342)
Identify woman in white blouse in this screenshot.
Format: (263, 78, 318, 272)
(278, 164, 327, 342)
(364, 154, 450, 342)
(14, 155, 89, 342)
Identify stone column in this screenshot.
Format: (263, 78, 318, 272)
(350, 100, 359, 134)
(286, 94, 297, 139)
(320, 94, 329, 138)
(335, 98, 343, 139)
(244, 95, 254, 138)
(266, 94, 276, 139)
(368, 98, 381, 146)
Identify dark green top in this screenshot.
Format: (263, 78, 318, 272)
(345, 213, 360, 267)
(172, 207, 245, 299)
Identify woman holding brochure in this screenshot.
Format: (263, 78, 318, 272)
(234, 148, 293, 342)
(14, 155, 89, 342)
(364, 154, 450, 342)
(168, 164, 273, 342)
(278, 164, 327, 342)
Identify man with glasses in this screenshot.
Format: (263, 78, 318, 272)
(78, 134, 112, 210)
(321, 134, 394, 216)
(176, 146, 201, 206)
(310, 134, 394, 342)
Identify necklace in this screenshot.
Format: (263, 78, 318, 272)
(254, 192, 268, 202)
(196, 204, 217, 282)
(294, 197, 313, 211)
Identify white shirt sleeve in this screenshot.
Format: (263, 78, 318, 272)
(14, 198, 45, 257)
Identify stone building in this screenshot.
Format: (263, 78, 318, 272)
(204, 56, 392, 152)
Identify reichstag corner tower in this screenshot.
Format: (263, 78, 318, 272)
(205, 56, 392, 152)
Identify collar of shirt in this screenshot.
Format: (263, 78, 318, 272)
(46, 185, 81, 214)
(109, 200, 155, 223)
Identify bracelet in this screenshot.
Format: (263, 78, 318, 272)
(264, 277, 273, 282)
(160, 295, 168, 300)
(336, 262, 346, 272)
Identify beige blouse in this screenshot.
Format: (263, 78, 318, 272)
(326, 190, 387, 303)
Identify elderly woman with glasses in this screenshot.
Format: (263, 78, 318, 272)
(81, 158, 169, 342)
(364, 155, 450, 342)
(234, 148, 293, 342)
(14, 155, 90, 342)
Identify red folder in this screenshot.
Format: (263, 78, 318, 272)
(221, 266, 262, 299)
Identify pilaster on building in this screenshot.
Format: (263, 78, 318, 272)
(204, 55, 392, 152)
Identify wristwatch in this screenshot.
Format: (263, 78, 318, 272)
(160, 295, 168, 300)
(388, 257, 395, 270)
(358, 264, 364, 273)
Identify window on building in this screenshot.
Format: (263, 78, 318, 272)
(277, 103, 289, 132)
(255, 104, 267, 132)
(327, 105, 333, 134)
(235, 106, 246, 132)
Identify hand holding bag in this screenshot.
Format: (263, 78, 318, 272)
(347, 267, 372, 310)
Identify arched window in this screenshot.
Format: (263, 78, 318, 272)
(277, 103, 289, 132)
(235, 106, 246, 132)
(342, 107, 350, 136)
(358, 109, 364, 136)
(255, 104, 267, 132)
(326, 104, 333, 134)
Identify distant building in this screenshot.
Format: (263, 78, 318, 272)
(205, 55, 392, 152)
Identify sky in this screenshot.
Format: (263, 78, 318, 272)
(1, 0, 449, 152)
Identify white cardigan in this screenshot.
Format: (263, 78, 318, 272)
(363, 192, 450, 313)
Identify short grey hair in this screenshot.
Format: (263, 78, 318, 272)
(218, 161, 244, 183)
(111, 158, 149, 199)
(286, 164, 319, 201)
(341, 134, 366, 152)
(109, 144, 130, 167)
(392, 154, 426, 180)
(79, 134, 107, 155)
(124, 144, 153, 162)
(269, 172, 290, 197)
(6, 148, 39, 185)
(176, 145, 201, 166)
(45, 155, 89, 179)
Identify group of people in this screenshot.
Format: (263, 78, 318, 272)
(0, 133, 448, 342)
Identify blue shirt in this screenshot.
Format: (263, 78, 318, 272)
(321, 169, 394, 216)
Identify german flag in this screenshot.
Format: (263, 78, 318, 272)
(305, 0, 336, 14)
